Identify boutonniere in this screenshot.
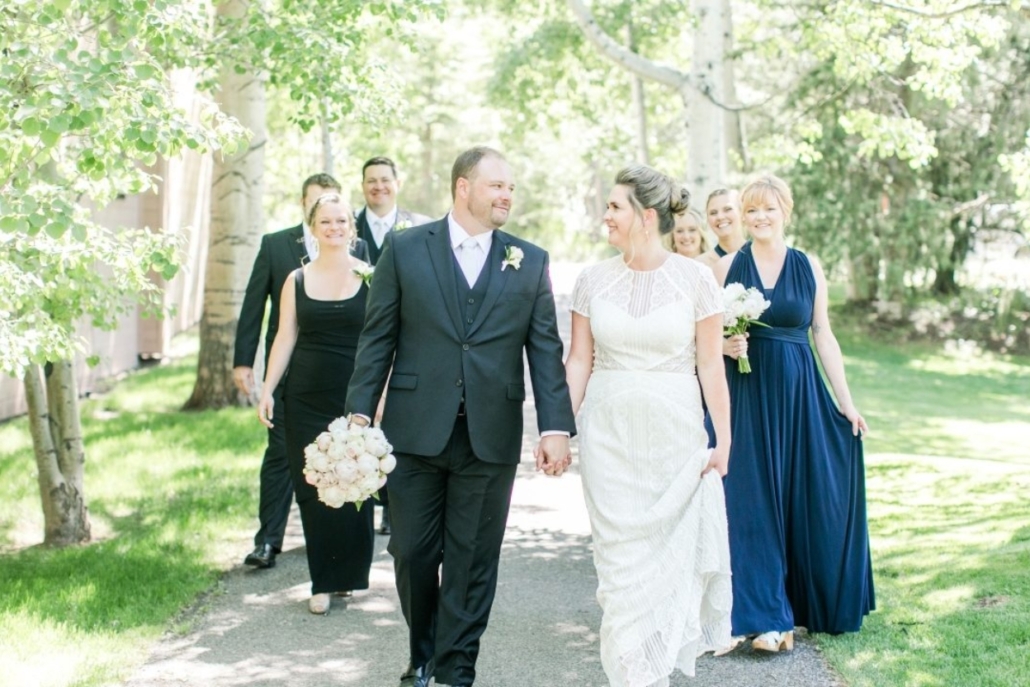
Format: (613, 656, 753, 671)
(395, 219, 412, 232)
(501, 245, 524, 271)
(353, 264, 374, 285)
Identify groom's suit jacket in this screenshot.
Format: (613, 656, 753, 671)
(234, 224, 370, 369)
(355, 207, 431, 266)
(346, 217, 576, 464)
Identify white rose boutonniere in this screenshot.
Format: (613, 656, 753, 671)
(353, 264, 374, 285)
(394, 219, 412, 232)
(501, 245, 524, 271)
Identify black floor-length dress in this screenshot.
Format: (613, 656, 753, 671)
(284, 270, 374, 594)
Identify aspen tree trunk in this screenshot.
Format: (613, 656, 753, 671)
(687, 0, 729, 192)
(24, 361, 91, 546)
(185, 0, 267, 409)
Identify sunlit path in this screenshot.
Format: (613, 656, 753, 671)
(123, 262, 843, 687)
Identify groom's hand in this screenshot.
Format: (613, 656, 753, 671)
(535, 434, 571, 477)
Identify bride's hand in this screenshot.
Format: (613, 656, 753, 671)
(723, 334, 747, 360)
(702, 445, 729, 477)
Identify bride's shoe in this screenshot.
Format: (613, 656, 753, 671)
(308, 593, 331, 615)
(751, 630, 794, 653)
(713, 636, 745, 656)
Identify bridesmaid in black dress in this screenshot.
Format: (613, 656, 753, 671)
(258, 192, 375, 615)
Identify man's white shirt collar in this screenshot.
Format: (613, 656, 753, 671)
(447, 212, 493, 253)
(366, 206, 399, 246)
(301, 222, 317, 260)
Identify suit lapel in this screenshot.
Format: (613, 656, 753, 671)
(287, 225, 308, 266)
(426, 221, 465, 337)
(466, 232, 512, 339)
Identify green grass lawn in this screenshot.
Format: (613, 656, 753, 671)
(816, 329, 1030, 687)
(0, 355, 265, 687)
(0, 329, 1028, 687)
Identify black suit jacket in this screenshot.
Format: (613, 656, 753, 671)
(355, 207, 432, 265)
(234, 224, 371, 368)
(346, 218, 576, 464)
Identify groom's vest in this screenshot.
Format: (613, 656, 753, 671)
(452, 252, 492, 335)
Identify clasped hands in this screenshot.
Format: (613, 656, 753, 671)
(534, 434, 572, 477)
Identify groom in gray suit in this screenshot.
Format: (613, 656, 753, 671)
(346, 146, 576, 687)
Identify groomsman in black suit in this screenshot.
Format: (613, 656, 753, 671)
(234, 172, 370, 569)
(355, 156, 432, 266)
(346, 147, 576, 687)
(353, 156, 431, 535)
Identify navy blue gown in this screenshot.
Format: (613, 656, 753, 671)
(719, 245, 874, 635)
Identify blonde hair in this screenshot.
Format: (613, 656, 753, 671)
(740, 175, 794, 227)
(306, 192, 355, 249)
(664, 207, 711, 255)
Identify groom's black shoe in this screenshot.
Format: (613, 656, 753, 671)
(398, 661, 433, 687)
(243, 544, 276, 568)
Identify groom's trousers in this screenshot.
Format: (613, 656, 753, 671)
(386, 414, 518, 686)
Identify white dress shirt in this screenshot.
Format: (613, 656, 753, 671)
(367, 206, 399, 248)
(302, 223, 317, 261)
(447, 213, 493, 286)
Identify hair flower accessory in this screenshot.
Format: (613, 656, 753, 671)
(501, 245, 524, 271)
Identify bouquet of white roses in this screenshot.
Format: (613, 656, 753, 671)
(722, 283, 771, 374)
(303, 417, 397, 509)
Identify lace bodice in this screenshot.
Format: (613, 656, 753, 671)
(571, 255, 723, 374)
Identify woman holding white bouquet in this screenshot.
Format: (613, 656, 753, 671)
(566, 164, 734, 686)
(711, 175, 874, 652)
(258, 192, 375, 615)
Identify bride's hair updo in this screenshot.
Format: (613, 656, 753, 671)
(615, 165, 690, 236)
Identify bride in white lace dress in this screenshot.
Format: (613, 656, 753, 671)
(565, 165, 734, 687)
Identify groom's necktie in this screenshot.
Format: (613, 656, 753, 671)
(457, 238, 485, 287)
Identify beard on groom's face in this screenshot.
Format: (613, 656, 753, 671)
(462, 155, 514, 230)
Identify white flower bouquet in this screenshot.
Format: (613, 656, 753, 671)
(303, 417, 397, 509)
(722, 283, 771, 373)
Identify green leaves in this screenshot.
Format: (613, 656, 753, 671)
(0, 0, 244, 378)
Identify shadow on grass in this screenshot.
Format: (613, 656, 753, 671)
(835, 333, 1030, 459)
(0, 356, 268, 634)
(818, 457, 1030, 687)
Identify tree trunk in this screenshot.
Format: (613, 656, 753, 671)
(24, 361, 91, 546)
(320, 98, 334, 175)
(185, 0, 267, 410)
(625, 22, 650, 165)
(932, 216, 972, 296)
(688, 0, 729, 191)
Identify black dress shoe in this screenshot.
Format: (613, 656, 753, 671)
(378, 505, 392, 535)
(398, 661, 432, 687)
(244, 544, 276, 568)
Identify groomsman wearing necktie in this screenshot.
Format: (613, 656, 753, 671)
(234, 173, 370, 570)
(355, 156, 432, 267)
(354, 157, 432, 535)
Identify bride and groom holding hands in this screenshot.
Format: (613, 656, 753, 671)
(345, 145, 732, 687)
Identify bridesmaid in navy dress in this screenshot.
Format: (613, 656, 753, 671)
(258, 192, 375, 616)
(712, 175, 874, 653)
(699, 188, 747, 267)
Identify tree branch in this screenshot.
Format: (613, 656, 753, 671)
(565, 0, 689, 90)
(565, 0, 763, 112)
(865, 0, 1023, 19)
